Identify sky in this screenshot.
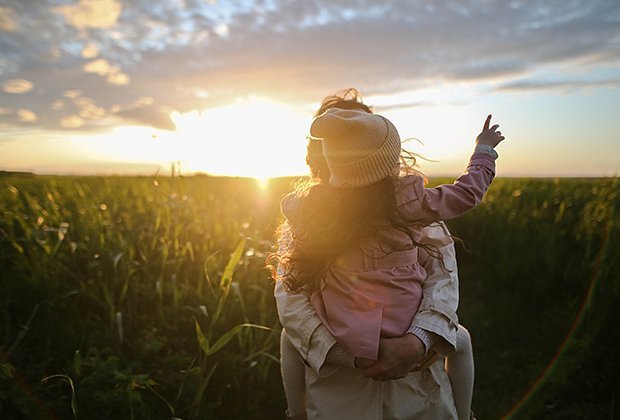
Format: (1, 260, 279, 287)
(0, 0, 619, 178)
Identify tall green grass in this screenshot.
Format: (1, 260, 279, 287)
(0, 176, 289, 418)
(0, 175, 618, 419)
(444, 178, 620, 419)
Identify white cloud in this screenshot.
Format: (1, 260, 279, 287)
(3, 79, 34, 94)
(83, 59, 114, 76)
(60, 115, 86, 128)
(0, 6, 18, 32)
(81, 43, 99, 59)
(17, 108, 37, 122)
(63, 90, 83, 98)
(106, 71, 130, 86)
(133, 96, 154, 108)
(213, 23, 229, 38)
(54, 0, 122, 29)
(74, 97, 106, 119)
(83, 58, 130, 85)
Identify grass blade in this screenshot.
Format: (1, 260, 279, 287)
(194, 318, 210, 355)
(206, 323, 270, 357)
(41, 374, 77, 419)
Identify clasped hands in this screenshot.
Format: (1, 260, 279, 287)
(354, 334, 438, 381)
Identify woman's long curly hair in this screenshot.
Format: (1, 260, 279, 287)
(273, 89, 444, 294)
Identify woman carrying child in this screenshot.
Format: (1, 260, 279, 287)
(273, 90, 504, 419)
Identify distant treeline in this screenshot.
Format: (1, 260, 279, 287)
(0, 170, 34, 177)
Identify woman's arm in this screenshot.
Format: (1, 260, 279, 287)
(274, 223, 348, 375)
(408, 221, 460, 356)
(275, 279, 342, 375)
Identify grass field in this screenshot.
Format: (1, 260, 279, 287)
(0, 175, 618, 419)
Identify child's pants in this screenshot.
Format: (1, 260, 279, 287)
(446, 326, 475, 420)
(281, 330, 307, 417)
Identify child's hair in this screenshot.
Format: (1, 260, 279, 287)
(272, 89, 444, 293)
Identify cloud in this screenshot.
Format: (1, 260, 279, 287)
(3, 79, 33, 94)
(81, 43, 99, 59)
(373, 100, 454, 113)
(83, 59, 130, 85)
(60, 115, 85, 128)
(213, 23, 230, 38)
(115, 105, 176, 130)
(497, 78, 620, 92)
(63, 90, 83, 99)
(107, 95, 173, 129)
(74, 97, 106, 119)
(0, 0, 618, 133)
(54, 0, 122, 29)
(50, 99, 64, 110)
(17, 108, 37, 122)
(121, 0, 619, 105)
(0, 6, 18, 32)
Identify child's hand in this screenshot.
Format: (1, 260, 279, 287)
(476, 114, 505, 148)
(355, 357, 376, 369)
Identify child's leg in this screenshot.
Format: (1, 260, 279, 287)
(446, 325, 475, 420)
(280, 330, 307, 419)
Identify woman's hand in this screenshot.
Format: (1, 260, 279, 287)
(361, 334, 426, 381)
(476, 114, 505, 148)
(354, 357, 376, 369)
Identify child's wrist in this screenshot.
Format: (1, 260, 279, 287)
(474, 143, 498, 159)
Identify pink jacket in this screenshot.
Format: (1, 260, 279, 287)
(283, 151, 496, 360)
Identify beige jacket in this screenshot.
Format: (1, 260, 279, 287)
(275, 222, 460, 419)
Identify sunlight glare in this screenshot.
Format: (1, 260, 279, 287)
(170, 97, 310, 177)
(80, 97, 311, 177)
(255, 176, 270, 190)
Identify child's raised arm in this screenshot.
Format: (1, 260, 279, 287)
(399, 115, 505, 222)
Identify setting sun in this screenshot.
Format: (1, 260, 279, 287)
(68, 97, 313, 177)
(169, 97, 310, 177)
(255, 176, 271, 190)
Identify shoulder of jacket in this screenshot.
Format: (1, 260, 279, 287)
(394, 175, 425, 206)
(280, 192, 301, 220)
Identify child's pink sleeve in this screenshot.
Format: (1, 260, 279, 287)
(399, 152, 496, 221)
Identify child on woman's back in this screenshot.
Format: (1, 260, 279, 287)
(276, 91, 504, 420)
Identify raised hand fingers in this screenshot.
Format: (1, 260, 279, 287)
(477, 114, 505, 146)
(483, 114, 492, 131)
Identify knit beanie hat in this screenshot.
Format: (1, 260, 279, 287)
(310, 108, 401, 188)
